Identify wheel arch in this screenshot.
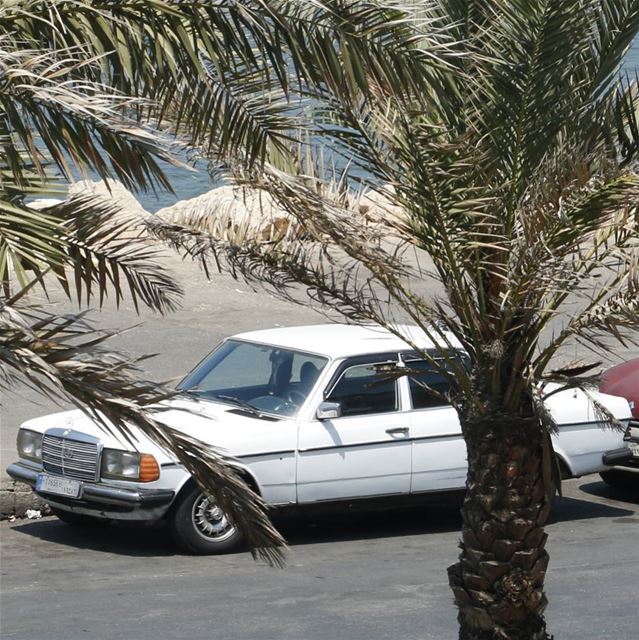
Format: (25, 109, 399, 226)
(553, 450, 573, 479)
(168, 465, 263, 515)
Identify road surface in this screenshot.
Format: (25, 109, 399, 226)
(1, 475, 637, 640)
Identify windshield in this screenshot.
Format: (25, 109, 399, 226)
(178, 340, 328, 417)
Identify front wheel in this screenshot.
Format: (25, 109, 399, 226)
(168, 486, 243, 555)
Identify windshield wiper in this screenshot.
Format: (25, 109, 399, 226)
(212, 394, 264, 418)
(177, 388, 202, 397)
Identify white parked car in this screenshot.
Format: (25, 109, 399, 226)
(7, 324, 633, 554)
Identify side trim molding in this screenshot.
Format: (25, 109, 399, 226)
(298, 432, 460, 454)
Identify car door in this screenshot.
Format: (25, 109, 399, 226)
(403, 357, 468, 493)
(296, 353, 412, 503)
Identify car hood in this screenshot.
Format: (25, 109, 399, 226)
(20, 397, 292, 463)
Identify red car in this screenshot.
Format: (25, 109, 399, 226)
(599, 358, 639, 486)
(600, 358, 639, 419)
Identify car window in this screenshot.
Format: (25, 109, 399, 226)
(186, 341, 274, 390)
(406, 360, 452, 409)
(178, 340, 328, 416)
(326, 362, 398, 416)
(290, 354, 327, 386)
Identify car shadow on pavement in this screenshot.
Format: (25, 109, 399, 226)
(577, 478, 639, 506)
(8, 484, 636, 558)
(10, 518, 178, 557)
(548, 494, 635, 525)
(273, 501, 464, 548)
(274, 486, 636, 548)
(9, 501, 466, 558)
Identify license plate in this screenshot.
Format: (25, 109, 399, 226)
(36, 474, 82, 498)
(630, 442, 639, 459)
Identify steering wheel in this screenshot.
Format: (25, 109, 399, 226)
(250, 395, 287, 411)
(286, 390, 307, 406)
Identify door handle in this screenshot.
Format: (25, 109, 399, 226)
(385, 427, 409, 436)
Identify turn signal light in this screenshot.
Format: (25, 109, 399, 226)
(139, 454, 160, 482)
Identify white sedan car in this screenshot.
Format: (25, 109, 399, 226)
(7, 324, 633, 554)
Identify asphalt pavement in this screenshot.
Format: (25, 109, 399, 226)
(1, 475, 637, 640)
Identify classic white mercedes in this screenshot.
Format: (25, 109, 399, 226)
(7, 324, 633, 554)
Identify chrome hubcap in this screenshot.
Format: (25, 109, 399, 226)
(192, 495, 235, 542)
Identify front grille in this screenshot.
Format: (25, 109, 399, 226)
(42, 434, 100, 481)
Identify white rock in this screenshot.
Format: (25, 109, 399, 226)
(68, 179, 150, 220)
(155, 185, 300, 242)
(26, 198, 64, 210)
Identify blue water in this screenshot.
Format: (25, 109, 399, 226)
(139, 41, 639, 212)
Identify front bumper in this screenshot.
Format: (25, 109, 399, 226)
(7, 462, 175, 518)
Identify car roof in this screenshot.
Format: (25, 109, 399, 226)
(231, 323, 461, 359)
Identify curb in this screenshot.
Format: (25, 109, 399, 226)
(0, 478, 50, 520)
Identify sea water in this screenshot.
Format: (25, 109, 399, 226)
(138, 42, 639, 212)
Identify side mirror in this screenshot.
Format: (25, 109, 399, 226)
(316, 401, 342, 420)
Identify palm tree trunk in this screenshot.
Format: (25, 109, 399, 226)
(448, 413, 553, 640)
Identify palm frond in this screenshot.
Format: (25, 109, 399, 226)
(0, 42, 177, 191)
(0, 198, 65, 289)
(150, 0, 639, 415)
(146, 180, 478, 407)
(585, 0, 639, 101)
(1, 193, 183, 312)
(54, 195, 183, 313)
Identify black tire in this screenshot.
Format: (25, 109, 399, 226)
(51, 507, 102, 527)
(168, 486, 243, 555)
(600, 468, 631, 489)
